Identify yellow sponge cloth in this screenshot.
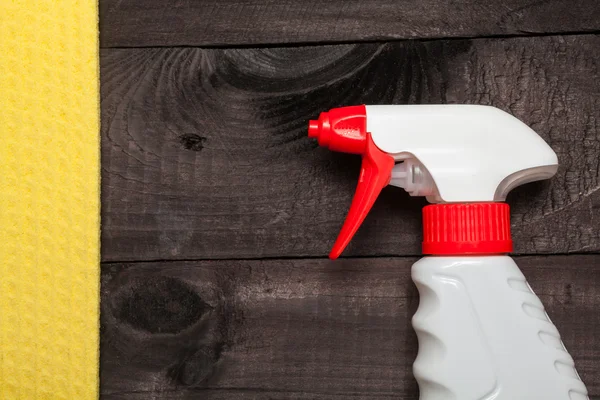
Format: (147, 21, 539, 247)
(0, 1, 100, 399)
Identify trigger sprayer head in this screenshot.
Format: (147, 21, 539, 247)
(308, 105, 395, 259)
(310, 104, 560, 259)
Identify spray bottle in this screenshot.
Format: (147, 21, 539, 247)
(308, 105, 589, 400)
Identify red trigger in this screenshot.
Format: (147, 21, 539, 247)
(308, 106, 395, 259)
(329, 138, 394, 259)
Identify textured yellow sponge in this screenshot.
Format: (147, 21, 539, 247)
(0, 0, 100, 399)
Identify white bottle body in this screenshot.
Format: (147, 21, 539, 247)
(411, 256, 588, 400)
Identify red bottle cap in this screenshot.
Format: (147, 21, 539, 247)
(422, 203, 513, 255)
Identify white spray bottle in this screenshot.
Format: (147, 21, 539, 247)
(308, 105, 589, 400)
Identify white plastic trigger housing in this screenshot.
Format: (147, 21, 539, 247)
(366, 105, 559, 203)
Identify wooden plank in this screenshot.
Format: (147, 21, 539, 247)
(100, 35, 600, 262)
(99, 0, 600, 47)
(100, 255, 600, 399)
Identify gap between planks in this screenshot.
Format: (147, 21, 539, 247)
(100, 252, 600, 265)
(100, 30, 600, 50)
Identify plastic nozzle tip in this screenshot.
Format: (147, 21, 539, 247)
(308, 119, 320, 138)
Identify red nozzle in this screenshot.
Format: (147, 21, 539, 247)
(308, 119, 320, 138)
(308, 106, 367, 154)
(308, 105, 395, 259)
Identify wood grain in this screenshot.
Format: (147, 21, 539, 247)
(100, 255, 600, 399)
(101, 35, 600, 261)
(99, 0, 600, 47)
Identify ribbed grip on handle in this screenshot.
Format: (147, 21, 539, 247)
(422, 203, 512, 255)
(411, 256, 588, 400)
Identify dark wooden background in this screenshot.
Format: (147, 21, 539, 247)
(99, 1, 600, 398)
